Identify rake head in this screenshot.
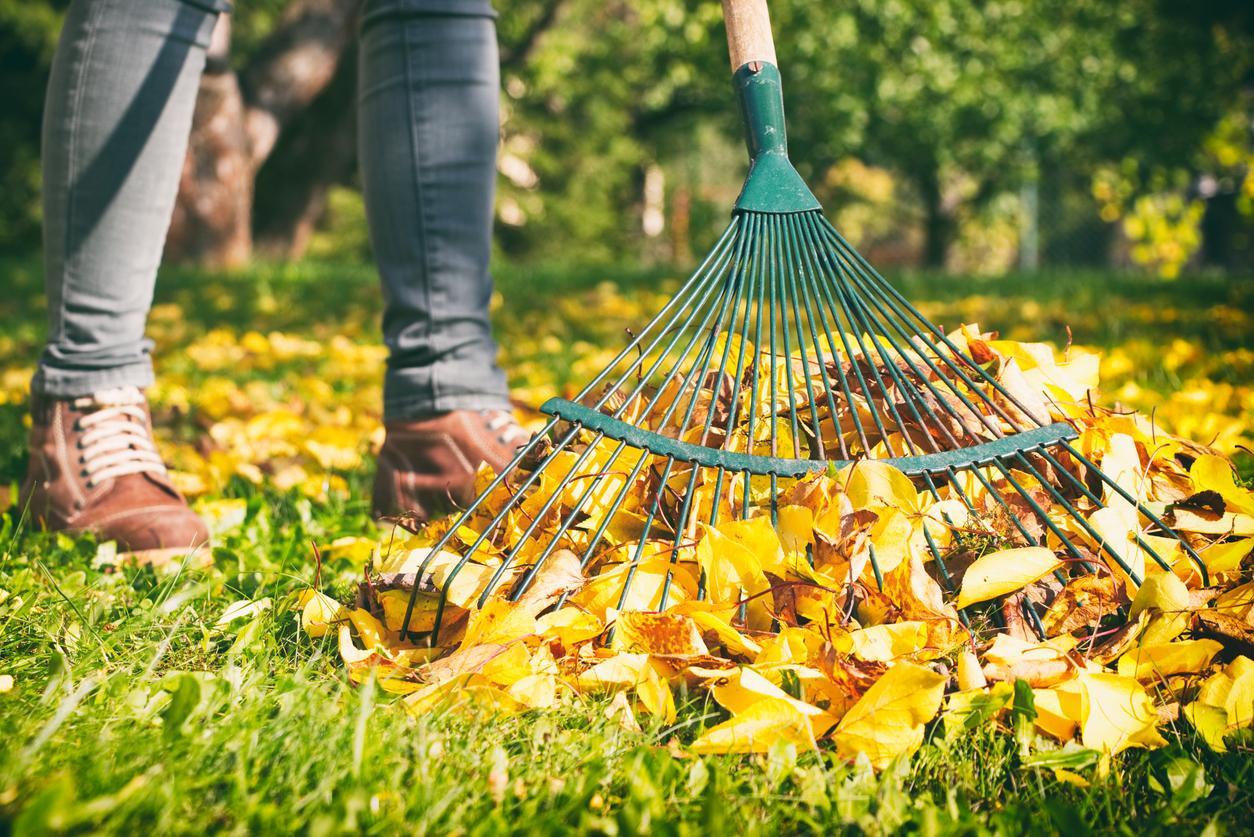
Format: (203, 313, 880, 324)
(387, 6, 1207, 645)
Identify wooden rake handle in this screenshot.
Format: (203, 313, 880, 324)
(722, 0, 778, 71)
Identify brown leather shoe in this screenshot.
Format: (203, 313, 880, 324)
(18, 387, 209, 564)
(372, 409, 530, 523)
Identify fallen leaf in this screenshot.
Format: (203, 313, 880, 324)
(955, 547, 1063, 609)
(1041, 574, 1123, 637)
(831, 662, 946, 768)
(1075, 673, 1167, 755)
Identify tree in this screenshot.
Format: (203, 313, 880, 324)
(770, 0, 1250, 267)
(166, 0, 358, 266)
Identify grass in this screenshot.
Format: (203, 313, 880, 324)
(0, 256, 1251, 834)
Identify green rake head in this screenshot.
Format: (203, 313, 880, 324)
(394, 0, 1205, 643)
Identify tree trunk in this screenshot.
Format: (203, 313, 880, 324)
(918, 168, 953, 270)
(253, 43, 358, 259)
(167, 0, 358, 265)
(166, 16, 252, 267)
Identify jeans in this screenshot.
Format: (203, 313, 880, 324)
(33, 0, 511, 420)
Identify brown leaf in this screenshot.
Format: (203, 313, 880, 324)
(1194, 610, 1254, 656)
(982, 657, 1077, 688)
(1041, 575, 1125, 637)
(1087, 612, 1149, 665)
(421, 642, 512, 683)
(1169, 490, 1225, 517)
(513, 549, 585, 612)
(1001, 593, 1039, 643)
(612, 611, 708, 656)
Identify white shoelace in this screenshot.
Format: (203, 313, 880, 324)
(73, 387, 167, 487)
(482, 409, 529, 447)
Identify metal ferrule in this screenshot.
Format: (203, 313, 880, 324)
(732, 62, 821, 213)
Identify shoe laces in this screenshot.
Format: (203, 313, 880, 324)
(481, 409, 529, 448)
(73, 387, 167, 487)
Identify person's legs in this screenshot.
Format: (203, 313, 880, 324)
(35, 0, 222, 398)
(359, 1, 527, 522)
(21, 0, 222, 559)
(357, 0, 511, 419)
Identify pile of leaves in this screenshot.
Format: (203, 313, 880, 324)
(306, 325, 1253, 769)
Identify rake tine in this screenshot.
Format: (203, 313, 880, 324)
(789, 217, 849, 459)
(1055, 441, 1207, 582)
(779, 215, 829, 460)
(819, 220, 1053, 429)
(398, 417, 563, 639)
(771, 217, 805, 458)
(791, 219, 869, 455)
(806, 223, 904, 454)
(821, 216, 1006, 442)
(576, 220, 741, 407)
(993, 458, 1137, 582)
(617, 455, 679, 613)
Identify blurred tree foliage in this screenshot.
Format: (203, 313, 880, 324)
(0, 2, 63, 253)
(0, 0, 1249, 269)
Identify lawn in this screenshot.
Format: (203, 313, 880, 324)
(0, 258, 1251, 834)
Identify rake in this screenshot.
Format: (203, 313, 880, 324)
(394, 0, 1205, 644)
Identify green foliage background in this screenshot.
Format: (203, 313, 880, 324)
(0, 0, 1251, 267)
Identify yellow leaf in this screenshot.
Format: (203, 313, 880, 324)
(217, 597, 272, 627)
(1227, 665, 1254, 730)
(690, 697, 829, 755)
(1191, 455, 1254, 516)
(1085, 505, 1146, 589)
(1053, 768, 1091, 788)
(1184, 656, 1254, 752)
(507, 673, 559, 709)
(574, 653, 650, 690)
(1215, 582, 1254, 622)
(346, 608, 388, 650)
(1033, 684, 1082, 741)
(573, 554, 696, 618)
(955, 547, 1063, 609)
(479, 641, 533, 687)
(303, 425, 362, 470)
(320, 536, 377, 564)
(375, 588, 462, 634)
(843, 621, 930, 662)
(957, 650, 988, 690)
(460, 598, 537, 649)
(1128, 572, 1192, 645)
(296, 590, 344, 638)
(612, 611, 708, 656)
(705, 667, 833, 731)
(377, 548, 495, 609)
(1076, 673, 1167, 755)
(695, 522, 770, 609)
(776, 505, 815, 557)
(1116, 639, 1222, 681)
(635, 664, 677, 722)
(831, 662, 946, 769)
(196, 498, 247, 534)
(1183, 701, 1232, 752)
(753, 627, 820, 669)
(716, 516, 788, 576)
(839, 460, 922, 514)
(673, 602, 763, 657)
(1199, 538, 1252, 575)
(535, 607, 604, 647)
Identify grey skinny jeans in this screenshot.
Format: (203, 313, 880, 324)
(33, 0, 511, 420)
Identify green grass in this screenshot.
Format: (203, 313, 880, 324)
(0, 257, 1251, 834)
